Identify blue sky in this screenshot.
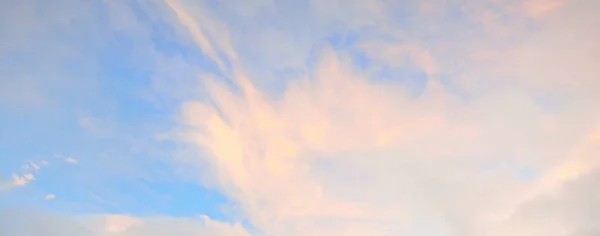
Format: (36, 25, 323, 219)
(1, 0, 600, 235)
(0, 0, 225, 218)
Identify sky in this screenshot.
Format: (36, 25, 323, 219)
(1, 0, 599, 235)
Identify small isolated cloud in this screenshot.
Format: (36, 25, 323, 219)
(64, 157, 77, 164)
(45, 193, 56, 200)
(54, 154, 77, 164)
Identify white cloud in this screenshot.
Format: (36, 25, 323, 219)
(2, 0, 598, 235)
(65, 157, 78, 164)
(164, 0, 238, 73)
(21, 160, 47, 172)
(0, 210, 250, 236)
(0, 173, 35, 191)
(99, 215, 251, 236)
(12, 173, 35, 186)
(54, 154, 78, 164)
(103, 214, 142, 233)
(0, 160, 48, 191)
(166, 0, 600, 235)
(45, 193, 56, 200)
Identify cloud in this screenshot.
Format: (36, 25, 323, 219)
(53, 154, 78, 164)
(12, 173, 35, 186)
(524, 0, 566, 17)
(165, 0, 600, 235)
(103, 214, 142, 233)
(2, 0, 599, 235)
(175, 48, 520, 235)
(0, 209, 96, 236)
(65, 157, 78, 164)
(0, 209, 249, 236)
(0, 174, 35, 191)
(1, 160, 47, 191)
(45, 193, 56, 200)
(310, 0, 387, 29)
(100, 215, 251, 236)
(164, 0, 238, 73)
(488, 168, 600, 236)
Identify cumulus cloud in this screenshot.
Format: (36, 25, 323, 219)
(166, 0, 600, 235)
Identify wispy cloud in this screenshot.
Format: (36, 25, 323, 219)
(12, 173, 36, 186)
(45, 193, 56, 200)
(64, 157, 78, 164)
(164, 0, 238, 73)
(1, 160, 47, 191)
